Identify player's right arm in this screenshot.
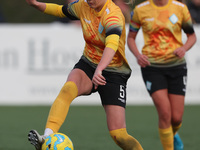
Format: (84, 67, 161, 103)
(127, 10, 150, 68)
(26, 0, 80, 19)
(26, 0, 67, 18)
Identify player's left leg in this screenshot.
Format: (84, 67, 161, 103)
(174, 133, 183, 150)
(105, 105, 143, 150)
(151, 89, 174, 150)
(169, 94, 184, 150)
(168, 64, 187, 150)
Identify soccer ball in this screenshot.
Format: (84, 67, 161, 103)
(41, 133, 74, 150)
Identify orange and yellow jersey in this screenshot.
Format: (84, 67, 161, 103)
(129, 0, 195, 67)
(62, 0, 131, 74)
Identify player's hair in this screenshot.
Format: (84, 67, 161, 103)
(177, 0, 182, 2)
(126, 0, 135, 5)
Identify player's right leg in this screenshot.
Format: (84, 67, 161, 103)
(45, 68, 93, 133)
(28, 130, 45, 150)
(28, 67, 93, 149)
(28, 80, 79, 149)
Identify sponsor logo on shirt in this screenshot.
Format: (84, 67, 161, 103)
(145, 18, 154, 21)
(98, 22, 104, 34)
(172, 1, 184, 7)
(105, 8, 110, 14)
(84, 18, 91, 24)
(137, 1, 150, 8)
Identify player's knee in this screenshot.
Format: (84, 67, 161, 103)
(173, 120, 182, 126)
(58, 81, 78, 103)
(159, 111, 171, 123)
(62, 81, 78, 94)
(172, 118, 182, 127)
(172, 114, 183, 125)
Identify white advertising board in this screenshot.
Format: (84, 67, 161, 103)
(0, 23, 199, 105)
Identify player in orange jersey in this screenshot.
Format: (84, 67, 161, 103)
(26, 0, 143, 150)
(127, 0, 196, 150)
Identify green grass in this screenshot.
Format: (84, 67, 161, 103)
(0, 105, 199, 150)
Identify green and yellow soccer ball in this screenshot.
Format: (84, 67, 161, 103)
(41, 133, 74, 150)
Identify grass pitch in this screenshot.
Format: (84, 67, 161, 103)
(0, 105, 199, 150)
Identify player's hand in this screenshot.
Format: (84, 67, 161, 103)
(136, 54, 150, 68)
(26, 0, 37, 6)
(92, 69, 106, 89)
(174, 47, 186, 58)
(25, 0, 46, 12)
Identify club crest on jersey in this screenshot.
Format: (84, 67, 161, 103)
(146, 81, 152, 91)
(98, 22, 104, 34)
(169, 14, 178, 24)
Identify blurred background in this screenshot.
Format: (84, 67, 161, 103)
(1, 0, 134, 23)
(1, 0, 200, 23)
(0, 0, 199, 105)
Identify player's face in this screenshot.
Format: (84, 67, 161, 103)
(87, 0, 107, 12)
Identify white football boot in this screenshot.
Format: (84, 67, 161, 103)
(28, 130, 45, 150)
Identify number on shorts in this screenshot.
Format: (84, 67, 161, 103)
(120, 85, 125, 98)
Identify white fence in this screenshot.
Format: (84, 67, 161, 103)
(0, 23, 199, 105)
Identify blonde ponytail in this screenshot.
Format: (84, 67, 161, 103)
(126, 0, 135, 5)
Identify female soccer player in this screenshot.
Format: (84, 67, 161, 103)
(127, 0, 196, 150)
(26, 0, 143, 150)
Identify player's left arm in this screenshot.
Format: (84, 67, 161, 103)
(92, 35, 120, 88)
(92, 47, 116, 89)
(96, 33, 120, 72)
(174, 5, 197, 58)
(92, 13, 122, 88)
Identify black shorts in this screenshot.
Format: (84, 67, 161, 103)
(73, 57, 131, 108)
(141, 64, 187, 96)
